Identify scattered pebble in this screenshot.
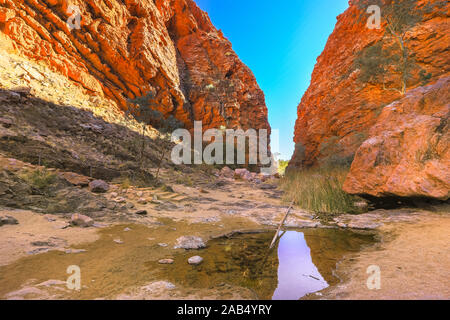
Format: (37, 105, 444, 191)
(158, 259, 174, 264)
(188, 256, 203, 265)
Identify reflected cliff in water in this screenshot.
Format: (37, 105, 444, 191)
(158, 229, 375, 300)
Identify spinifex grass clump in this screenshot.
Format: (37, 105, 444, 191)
(280, 166, 361, 214)
(20, 168, 57, 190)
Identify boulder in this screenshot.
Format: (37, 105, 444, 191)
(89, 180, 110, 193)
(174, 236, 206, 250)
(70, 213, 94, 228)
(344, 77, 450, 200)
(58, 172, 90, 187)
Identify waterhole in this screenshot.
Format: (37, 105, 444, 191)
(154, 229, 376, 300)
(0, 223, 375, 300)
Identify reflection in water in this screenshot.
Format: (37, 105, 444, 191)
(0, 224, 375, 300)
(272, 231, 328, 300)
(158, 229, 375, 300)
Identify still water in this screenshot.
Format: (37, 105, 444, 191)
(0, 223, 375, 300)
(158, 229, 375, 300)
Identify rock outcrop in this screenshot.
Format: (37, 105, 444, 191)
(344, 77, 449, 200)
(0, 0, 269, 132)
(290, 0, 449, 168)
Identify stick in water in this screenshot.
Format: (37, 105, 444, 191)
(269, 201, 294, 249)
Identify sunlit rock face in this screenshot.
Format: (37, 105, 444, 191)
(0, 0, 270, 132)
(344, 77, 449, 200)
(290, 0, 449, 168)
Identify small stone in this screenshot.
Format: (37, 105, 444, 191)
(114, 197, 127, 203)
(151, 200, 163, 205)
(88, 180, 110, 193)
(188, 256, 203, 265)
(0, 117, 13, 128)
(354, 201, 369, 211)
(37, 280, 66, 287)
(114, 239, 124, 244)
(123, 227, 131, 232)
(136, 191, 144, 197)
(259, 184, 277, 190)
(220, 166, 235, 179)
(70, 213, 94, 228)
(0, 215, 19, 226)
(135, 210, 148, 215)
(126, 202, 135, 209)
(65, 249, 87, 254)
(137, 198, 147, 204)
(158, 259, 174, 264)
(43, 215, 56, 222)
(158, 243, 168, 247)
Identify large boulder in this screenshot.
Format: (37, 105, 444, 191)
(344, 77, 450, 200)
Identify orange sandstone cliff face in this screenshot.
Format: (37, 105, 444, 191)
(0, 0, 270, 132)
(290, 0, 449, 199)
(290, 0, 449, 168)
(344, 76, 449, 200)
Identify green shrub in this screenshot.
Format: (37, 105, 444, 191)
(20, 168, 57, 190)
(279, 166, 362, 214)
(277, 160, 289, 176)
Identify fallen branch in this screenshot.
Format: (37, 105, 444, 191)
(269, 201, 294, 249)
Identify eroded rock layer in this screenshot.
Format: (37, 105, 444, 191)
(290, 0, 449, 168)
(0, 0, 270, 132)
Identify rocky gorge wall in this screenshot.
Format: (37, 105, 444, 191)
(0, 0, 270, 133)
(290, 0, 449, 200)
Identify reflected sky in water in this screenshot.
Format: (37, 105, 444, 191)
(272, 231, 328, 300)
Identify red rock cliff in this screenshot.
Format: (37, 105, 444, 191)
(290, 0, 449, 168)
(0, 0, 270, 132)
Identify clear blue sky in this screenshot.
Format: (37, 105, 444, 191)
(195, 0, 349, 160)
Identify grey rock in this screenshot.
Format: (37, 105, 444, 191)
(220, 166, 235, 179)
(135, 210, 148, 215)
(65, 249, 87, 254)
(259, 184, 277, 190)
(158, 259, 174, 264)
(88, 180, 110, 193)
(0, 215, 19, 226)
(188, 256, 204, 265)
(174, 236, 206, 250)
(70, 213, 94, 228)
(0, 117, 13, 128)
